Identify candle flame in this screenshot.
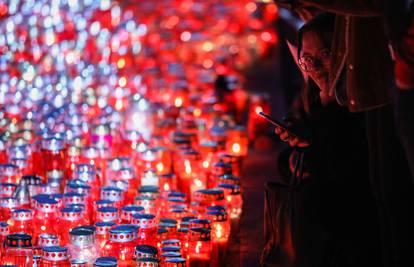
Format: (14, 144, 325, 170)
(194, 179, 202, 188)
(184, 159, 192, 174)
(195, 241, 202, 254)
(164, 183, 170, 191)
(216, 224, 223, 239)
(174, 97, 183, 107)
(193, 108, 202, 117)
(202, 160, 209, 168)
(156, 162, 164, 172)
(232, 143, 241, 154)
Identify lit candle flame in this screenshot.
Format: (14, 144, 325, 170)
(156, 162, 164, 173)
(184, 159, 192, 174)
(174, 97, 183, 107)
(195, 241, 202, 254)
(232, 143, 241, 154)
(216, 224, 223, 239)
(202, 160, 209, 168)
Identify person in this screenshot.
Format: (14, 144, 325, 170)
(272, 13, 381, 266)
(273, 1, 414, 266)
(383, 0, 414, 179)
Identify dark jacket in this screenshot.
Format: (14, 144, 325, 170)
(275, 0, 393, 112)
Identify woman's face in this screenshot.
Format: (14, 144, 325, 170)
(300, 31, 331, 93)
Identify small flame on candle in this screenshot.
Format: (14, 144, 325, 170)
(195, 241, 202, 254)
(216, 224, 223, 239)
(184, 160, 192, 174)
(232, 143, 241, 154)
(156, 162, 164, 173)
(174, 97, 183, 107)
(194, 179, 202, 188)
(193, 108, 202, 117)
(202, 160, 209, 168)
(164, 183, 170, 191)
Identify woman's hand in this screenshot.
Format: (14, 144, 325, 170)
(275, 126, 311, 148)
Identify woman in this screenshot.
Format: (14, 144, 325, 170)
(275, 14, 382, 266)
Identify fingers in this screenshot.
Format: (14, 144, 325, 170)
(275, 126, 282, 134)
(280, 131, 289, 141)
(289, 137, 299, 147)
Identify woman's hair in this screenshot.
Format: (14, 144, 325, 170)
(297, 13, 335, 113)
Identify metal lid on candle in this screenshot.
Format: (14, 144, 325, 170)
(161, 245, 181, 253)
(168, 191, 186, 198)
(63, 192, 86, 205)
(38, 233, 59, 247)
(35, 196, 58, 212)
(60, 207, 83, 221)
(100, 186, 123, 202)
(0, 183, 17, 196)
(69, 228, 95, 246)
(0, 197, 19, 208)
(70, 259, 88, 267)
(97, 206, 119, 222)
(121, 205, 145, 221)
(189, 219, 211, 229)
(206, 211, 228, 222)
(160, 218, 177, 226)
(136, 258, 160, 267)
(161, 251, 182, 259)
(109, 227, 134, 242)
(135, 244, 158, 259)
(66, 182, 91, 195)
(12, 208, 33, 221)
(206, 205, 226, 212)
(189, 227, 211, 241)
(161, 239, 181, 247)
(165, 257, 186, 266)
(0, 222, 9, 236)
(132, 213, 157, 229)
(218, 173, 241, 185)
(75, 164, 97, 174)
(6, 233, 32, 248)
(95, 221, 116, 235)
(218, 183, 241, 195)
(193, 188, 224, 202)
(0, 163, 19, 176)
(138, 185, 159, 194)
(94, 256, 117, 267)
(42, 246, 68, 262)
(95, 199, 115, 209)
(160, 173, 176, 180)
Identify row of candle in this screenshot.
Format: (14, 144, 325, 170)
(0, 0, 278, 266)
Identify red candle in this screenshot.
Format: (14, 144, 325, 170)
(32, 196, 59, 245)
(40, 246, 71, 267)
(9, 208, 34, 236)
(188, 228, 212, 267)
(2, 233, 33, 267)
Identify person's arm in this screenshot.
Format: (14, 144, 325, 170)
(274, 0, 381, 17)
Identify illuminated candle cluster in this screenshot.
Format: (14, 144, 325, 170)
(0, 0, 278, 266)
